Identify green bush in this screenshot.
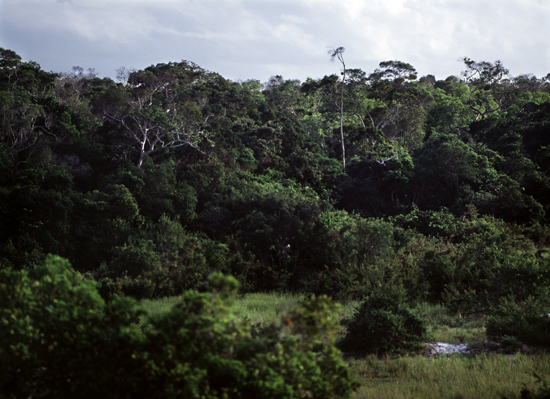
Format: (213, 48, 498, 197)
(338, 287, 428, 356)
(0, 254, 144, 398)
(416, 216, 550, 314)
(518, 374, 550, 399)
(302, 211, 426, 300)
(94, 215, 242, 300)
(0, 255, 359, 398)
(443, 227, 549, 314)
(140, 280, 359, 399)
(486, 295, 550, 347)
(503, 373, 550, 399)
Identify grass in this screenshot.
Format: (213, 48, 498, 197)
(137, 294, 185, 331)
(137, 291, 305, 328)
(138, 293, 550, 399)
(349, 353, 550, 399)
(414, 302, 488, 343)
(139, 291, 361, 329)
(232, 292, 305, 325)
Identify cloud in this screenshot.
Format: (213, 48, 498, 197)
(0, 0, 549, 82)
(2, 0, 172, 43)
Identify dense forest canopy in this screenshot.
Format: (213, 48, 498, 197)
(1, 46, 550, 309)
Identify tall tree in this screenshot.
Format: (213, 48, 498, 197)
(329, 47, 347, 169)
(460, 57, 509, 121)
(366, 61, 430, 146)
(103, 62, 214, 167)
(0, 48, 59, 172)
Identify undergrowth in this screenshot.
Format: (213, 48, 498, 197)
(139, 293, 550, 399)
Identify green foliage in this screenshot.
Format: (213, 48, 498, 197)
(392, 206, 462, 238)
(3, 48, 550, 347)
(406, 214, 550, 313)
(338, 287, 428, 356)
(303, 211, 425, 300)
(515, 374, 550, 399)
(113, 157, 198, 223)
(141, 287, 359, 398)
(95, 215, 243, 300)
(441, 221, 550, 313)
(486, 295, 550, 347)
(337, 144, 416, 217)
(0, 256, 359, 398)
(69, 183, 141, 270)
(412, 131, 496, 209)
(198, 177, 328, 290)
(0, 254, 144, 398)
(426, 84, 471, 134)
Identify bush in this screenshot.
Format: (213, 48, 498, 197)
(486, 295, 550, 347)
(0, 255, 359, 398)
(94, 215, 243, 300)
(0, 255, 144, 398)
(338, 287, 428, 356)
(419, 217, 550, 314)
(518, 374, 550, 399)
(140, 282, 360, 399)
(503, 373, 550, 399)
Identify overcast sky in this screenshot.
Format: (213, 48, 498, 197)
(1, 0, 549, 83)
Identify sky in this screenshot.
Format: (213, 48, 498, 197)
(1, 0, 549, 84)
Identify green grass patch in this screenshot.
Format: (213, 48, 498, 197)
(349, 353, 550, 399)
(232, 292, 305, 325)
(413, 302, 488, 343)
(139, 292, 361, 329)
(137, 295, 185, 331)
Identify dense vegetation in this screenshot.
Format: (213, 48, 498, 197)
(1, 256, 358, 398)
(1, 46, 550, 396)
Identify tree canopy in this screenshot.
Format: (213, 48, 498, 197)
(1, 46, 550, 315)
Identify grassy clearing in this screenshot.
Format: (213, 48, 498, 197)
(138, 294, 493, 345)
(414, 302, 488, 344)
(231, 292, 305, 325)
(137, 295, 185, 331)
(138, 293, 550, 399)
(349, 353, 550, 399)
(139, 292, 361, 328)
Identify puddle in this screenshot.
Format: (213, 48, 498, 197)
(426, 342, 471, 356)
(425, 341, 528, 357)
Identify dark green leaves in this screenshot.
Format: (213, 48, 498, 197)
(0, 258, 359, 399)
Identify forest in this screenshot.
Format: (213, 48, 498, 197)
(1, 46, 550, 398)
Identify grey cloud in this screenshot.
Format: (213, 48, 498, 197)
(0, 0, 548, 83)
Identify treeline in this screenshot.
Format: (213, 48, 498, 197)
(1, 47, 550, 313)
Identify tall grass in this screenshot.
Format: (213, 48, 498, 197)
(349, 353, 550, 399)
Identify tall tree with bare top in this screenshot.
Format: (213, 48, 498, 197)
(329, 47, 347, 169)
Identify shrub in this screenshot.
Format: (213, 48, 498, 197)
(0, 255, 359, 398)
(503, 373, 550, 399)
(338, 287, 428, 356)
(94, 215, 242, 300)
(303, 211, 425, 300)
(517, 374, 550, 399)
(139, 282, 360, 399)
(486, 295, 550, 347)
(0, 254, 144, 398)
(418, 217, 550, 314)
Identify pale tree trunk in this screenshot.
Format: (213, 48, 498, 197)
(329, 47, 347, 170)
(339, 66, 346, 169)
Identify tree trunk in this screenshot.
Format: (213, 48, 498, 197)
(340, 64, 346, 170)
